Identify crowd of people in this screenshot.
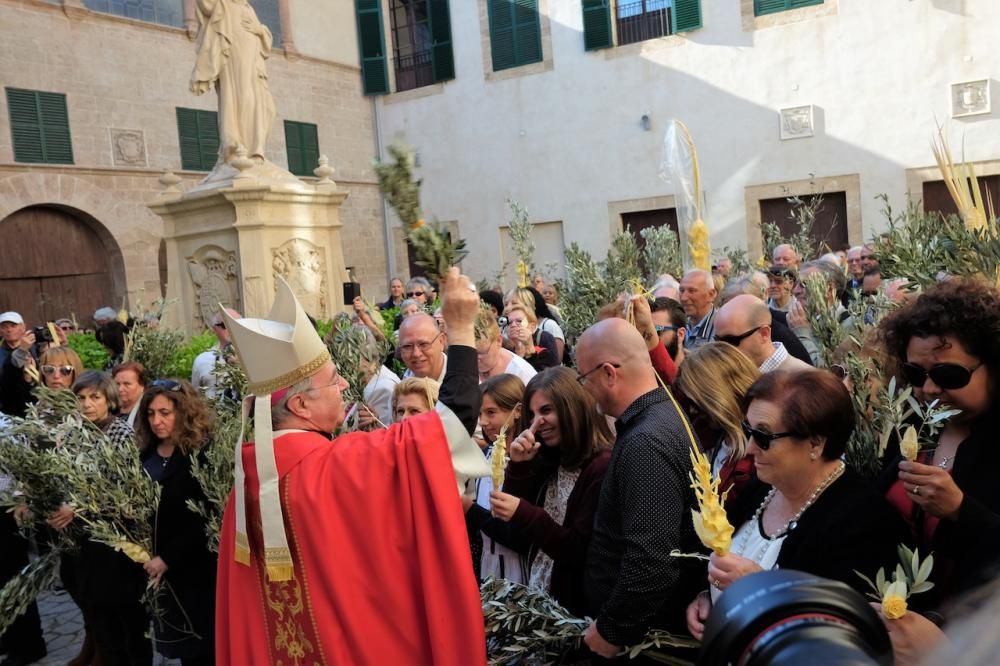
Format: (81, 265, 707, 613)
(0, 239, 997, 664)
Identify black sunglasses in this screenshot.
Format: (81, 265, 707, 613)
(901, 362, 981, 391)
(741, 420, 800, 450)
(655, 324, 679, 333)
(716, 326, 762, 347)
(407, 291, 425, 298)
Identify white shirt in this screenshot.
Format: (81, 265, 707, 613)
(402, 353, 447, 383)
(363, 365, 401, 427)
(539, 317, 564, 342)
(191, 346, 223, 397)
(711, 518, 786, 603)
(124, 401, 141, 429)
(502, 354, 537, 385)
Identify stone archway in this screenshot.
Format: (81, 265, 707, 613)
(0, 205, 127, 327)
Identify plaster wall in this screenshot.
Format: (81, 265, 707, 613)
(375, 0, 1000, 281)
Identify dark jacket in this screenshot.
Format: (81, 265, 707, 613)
(729, 468, 907, 594)
(769, 308, 814, 366)
(501, 447, 612, 616)
(876, 408, 1000, 609)
(142, 444, 217, 659)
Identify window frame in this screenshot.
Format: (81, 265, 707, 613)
(283, 120, 320, 178)
(175, 107, 220, 172)
(6, 87, 74, 165)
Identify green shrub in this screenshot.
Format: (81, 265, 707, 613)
(164, 331, 217, 379)
(66, 332, 110, 370)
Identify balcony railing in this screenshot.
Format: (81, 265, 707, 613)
(616, 0, 672, 46)
(394, 49, 434, 93)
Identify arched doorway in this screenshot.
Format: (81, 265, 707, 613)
(0, 205, 126, 328)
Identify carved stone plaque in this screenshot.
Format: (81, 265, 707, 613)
(780, 105, 815, 140)
(110, 129, 148, 167)
(187, 245, 239, 329)
(951, 80, 991, 118)
(272, 238, 328, 317)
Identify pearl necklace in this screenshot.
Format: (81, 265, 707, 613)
(734, 460, 845, 563)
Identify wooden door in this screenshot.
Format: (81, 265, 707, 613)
(923, 176, 1000, 219)
(759, 192, 849, 256)
(0, 206, 120, 327)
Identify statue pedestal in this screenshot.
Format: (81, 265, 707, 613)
(150, 168, 349, 334)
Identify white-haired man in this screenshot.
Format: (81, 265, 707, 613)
(679, 269, 717, 350)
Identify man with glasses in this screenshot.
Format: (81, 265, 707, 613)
(191, 308, 241, 398)
(398, 313, 448, 382)
(575, 318, 702, 658)
(714, 295, 811, 374)
(649, 297, 687, 365)
(0, 312, 36, 417)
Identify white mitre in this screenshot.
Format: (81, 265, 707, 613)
(220, 277, 329, 581)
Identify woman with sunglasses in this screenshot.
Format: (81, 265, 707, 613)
(38, 346, 84, 389)
(878, 279, 1000, 609)
(135, 380, 217, 665)
(482, 367, 613, 616)
(675, 343, 760, 508)
(66, 371, 152, 666)
(686, 369, 904, 641)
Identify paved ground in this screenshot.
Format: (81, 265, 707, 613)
(34, 588, 179, 666)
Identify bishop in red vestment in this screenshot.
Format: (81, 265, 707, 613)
(216, 270, 490, 665)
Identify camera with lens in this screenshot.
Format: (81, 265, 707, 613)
(699, 570, 892, 666)
(32, 325, 54, 343)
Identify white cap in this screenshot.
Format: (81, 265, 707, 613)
(0, 312, 24, 325)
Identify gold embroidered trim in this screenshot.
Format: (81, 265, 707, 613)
(235, 532, 251, 565)
(248, 350, 331, 395)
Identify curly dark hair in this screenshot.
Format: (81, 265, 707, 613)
(879, 278, 1000, 388)
(134, 379, 213, 454)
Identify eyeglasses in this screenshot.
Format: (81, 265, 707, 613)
(655, 324, 679, 333)
(399, 332, 443, 356)
(151, 379, 183, 391)
(901, 361, 982, 391)
(507, 317, 529, 327)
(41, 365, 75, 377)
(59, 325, 73, 332)
(576, 362, 621, 385)
(715, 326, 762, 347)
(829, 364, 848, 380)
(407, 291, 425, 298)
(741, 420, 801, 450)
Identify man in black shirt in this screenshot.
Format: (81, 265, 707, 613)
(576, 318, 702, 657)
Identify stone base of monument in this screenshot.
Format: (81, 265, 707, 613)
(149, 158, 349, 335)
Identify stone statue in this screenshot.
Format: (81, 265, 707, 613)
(190, 0, 277, 167)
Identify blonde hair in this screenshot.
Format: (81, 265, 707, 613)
(503, 303, 537, 325)
(391, 377, 440, 420)
(39, 347, 84, 386)
(675, 342, 760, 460)
(475, 306, 500, 343)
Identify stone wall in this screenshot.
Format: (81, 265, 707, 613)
(0, 0, 390, 313)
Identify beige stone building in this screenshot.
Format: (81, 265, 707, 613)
(0, 0, 392, 328)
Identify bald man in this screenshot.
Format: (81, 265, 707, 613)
(713, 295, 811, 373)
(772, 243, 800, 271)
(192, 307, 242, 397)
(398, 313, 447, 382)
(576, 319, 702, 657)
(679, 269, 717, 350)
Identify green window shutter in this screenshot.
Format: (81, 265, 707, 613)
(756, 0, 821, 15)
(581, 0, 612, 51)
(513, 0, 542, 66)
(355, 0, 389, 95)
(197, 110, 219, 171)
(672, 0, 702, 33)
(790, 0, 823, 8)
(176, 108, 219, 171)
(488, 0, 516, 71)
(284, 120, 319, 177)
(6, 88, 73, 164)
(428, 0, 455, 82)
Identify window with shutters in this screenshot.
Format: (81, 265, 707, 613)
(754, 0, 823, 17)
(389, 0, 434, 92)
(583, 1, 700, 51)
(175, 108, 220, 172)
(81, 0, 183, 28)
(283, 121, 320, 177)
(6, 88, 74, 165)
(487, 0, 542, 71)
